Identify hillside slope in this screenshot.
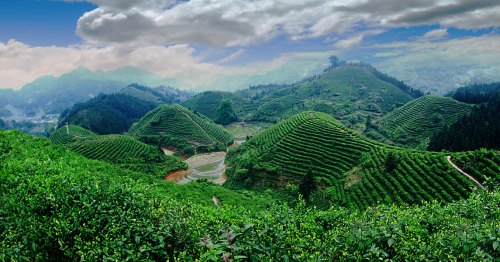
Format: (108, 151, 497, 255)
(377, 95, 472, 147)
(226, 111, 480, 210)
(246, 65, 414, 128)
(49, 125, 186, 178)
(180, 90, 259, 120)
(121, 83, 194, 105)
(129, 104, 233, 152)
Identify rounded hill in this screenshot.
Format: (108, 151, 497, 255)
(247, 64, 414, 126)
(377, 95, 472, 146)
(49, 124, 97, 145)
(128, 104, 233, 152)
(226, 111, 478, 210)
(180, 90, 258, 120)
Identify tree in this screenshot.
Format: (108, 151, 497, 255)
(299, 168, 317, 203)
(214, 99, 237, 125)
(329, 55, 339, 67)
(385, 151, 400, 172)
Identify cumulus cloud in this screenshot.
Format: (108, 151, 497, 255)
(0, 40, 223, 89)
(421, 28, 449, 39)
(57, 0, 500, 47)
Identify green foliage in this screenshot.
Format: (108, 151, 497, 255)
(181, 90, 258, 121)
(129, 104, 233, 151)
(429, 93, 500, 152)
(226, 111, 479, 211)
(59, 93, 157, 135)
(214, 99, 238, 125)
(379, 95, 472, 147)
(385, 150, 400, 172)
(1, 129, 500, 261)
(299, 168, 317, 203)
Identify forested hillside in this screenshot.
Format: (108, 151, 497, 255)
(246, 64, 414, 129)
(181, 90, 258, 120)
(446, 82, 500, 104)
(58, 93, 157, 135)
(225, 111, 483, 211)
(121, 83, 193, 105)
(2, 128, 500, 261)
(376, 95, 472, 148)
(428, 93, 500, 152)
(129, 104, 233, 154)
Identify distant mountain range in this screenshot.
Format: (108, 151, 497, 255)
(0, 66, 193, 116)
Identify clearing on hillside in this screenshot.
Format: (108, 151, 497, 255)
(225, 111, 480, 211)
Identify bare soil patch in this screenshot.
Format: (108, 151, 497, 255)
(186, 151, 226, 169)
(164, 169, 191, 182)
(162, 148, 175, 156)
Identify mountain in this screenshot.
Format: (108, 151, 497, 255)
(58, 93, 158, 135)
(376, 95, 472, 148)
(225, 111, 479, 210)
(180, 90, 258, 120)
(193, 52, 331, 92)
(246, 63, 415, 129)
(120, 83, 193, 106)
(2, 66, 193, 115)
(128, 104, 233, 153)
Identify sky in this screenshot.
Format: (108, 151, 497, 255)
(1, 0, 500, 91)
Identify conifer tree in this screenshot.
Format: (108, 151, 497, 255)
(299, 168, 317, 203)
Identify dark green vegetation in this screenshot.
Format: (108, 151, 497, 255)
(2, 129, 500, 261)
(49, 125, 185, 178)
(246, 64, 414, 127)
(377, 95, 472, 148)
(428, 93, 500, 152)
(181, 90, 258, 120)
(121, 83, 193, 105)
(447, 82, 500, 104)
(129, 104, 233, 154)
(214, 99, 238, 125)
(450, 149, 500, 185)
(58, 93, 157, 135)
(225, 111, 482, 211)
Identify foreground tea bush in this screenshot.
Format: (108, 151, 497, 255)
(1, 129, 500, 261)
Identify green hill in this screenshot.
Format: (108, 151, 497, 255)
(225, 111, 480, 210)
(246, 65, 414, 129)
(180, 90, 259, 120)
(377, 95, 472, 147)
(129, 104, 233, 153)
(121, 83, 194, 105)
(49, 125, 186, 178)
(49, 124, 97, 145)
(2, 127, 500, 261)
(58, 93, 157, 135)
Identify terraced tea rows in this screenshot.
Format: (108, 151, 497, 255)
(226, 111, 478, 210)
(49, 125, 186, 177)
(49, 124, 97, 145)
(129, 104, 232, 147)
(450, 150, 500, 185)
(378, 95, 471, 144)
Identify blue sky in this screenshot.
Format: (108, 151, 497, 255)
(1, 0, 500, 91)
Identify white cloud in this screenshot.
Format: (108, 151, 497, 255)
(333, 35, 364, 49)
(0, 40, 223, 89)
(218, 49, 245, 64)
(56, 0, 500, 47)
(421, 28, 449, 39)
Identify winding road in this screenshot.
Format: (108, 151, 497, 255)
(446, 156, 486, 191)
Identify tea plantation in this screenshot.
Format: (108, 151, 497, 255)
(377, 95, 472, 146)
(1, 128, 500, 261)
(226, 111, 483, 211)
(129, 104, 233, 153)
(49, 125, 186, 178)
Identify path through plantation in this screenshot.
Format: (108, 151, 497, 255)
(447, 156, 486, 190)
